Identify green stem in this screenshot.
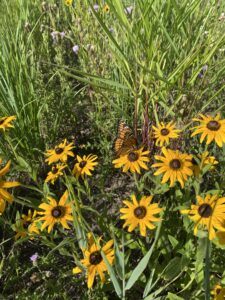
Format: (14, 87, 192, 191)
(122, 232, 126, 300)
(204, 238, 211, 300)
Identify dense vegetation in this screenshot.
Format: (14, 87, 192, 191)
(1, 0, 225, 299)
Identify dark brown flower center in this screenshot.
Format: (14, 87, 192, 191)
(51, 206, 65, 218)
(169, 159, 181, 170)
(55, 147, 64, 155)
(160, 128, 169, 136)
(79, 161, 87, 168)
(128, 151, 139, 162)
(0, 118, 6, 125)
(52, 166, 58, 174)
(134, 206, 147, 219)
(216, 287, 222, 295)
(198, 203, 212, 218)
(89, 251, 102, 265)
(206, 120, 221, 131)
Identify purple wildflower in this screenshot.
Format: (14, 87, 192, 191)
(93, 4, 99, 11)
(30, 253, 38, 263)
(124, 6, 133, 15)
(72, 45, 79, 54)
(60, 32, 66, 38)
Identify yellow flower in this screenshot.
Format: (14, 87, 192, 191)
(112, 148, 150, 174)
(191, 113, 225, 147)
(73, 154, 98, 178)
(181, 194, 225, 240)
(0, 198, 6, 215)
(45, 139, 74, 165)
(120, 194, 162, 236)
(152, 121, 181, 147)
(152, 147, 193, 188)
(38, 190, 73, 233)
(73, 233, 114, 289)
(103, 4, 110, 13)
(45, 164, 66, 184)
(14, 210, 40, 240)
(0, 116, 16, 131)
(191, 151, 218, 177)
(211, 284, 225, 300)
(65, 0, 73, 6)
(0, 159, 20, 203)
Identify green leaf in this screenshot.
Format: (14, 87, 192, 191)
(125, 219, 162, 290)
(101, 248, 122, 298)
(167, 292, 184, 300)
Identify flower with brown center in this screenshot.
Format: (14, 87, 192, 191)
(152, 147, 193, 188)
(211, 284, 225, 300)
(38, 190, 73, 233)
(45, 139, 74, 165)
(73, 233, 114, 289)
(191, 113, 225, 147)
(152, 121, 181, 147)
(112, 147, 150, 174)
(14, 210, 40, 240)
(73, 154, 98, 178)
(45, 164, 66, 184)
(120, 194, 162, 236)
(191, 151, 218, 177)
(181, 194, 225, 240)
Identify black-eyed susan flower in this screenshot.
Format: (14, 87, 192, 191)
(120, 194, 162, 236)
(45, 164, 66, 184)
(191, 151, 218, 177)
(65, 0, 73, 6)
(45, 139, 74, 165)
(0, 116, 16, 131)
(152, 147, 193, 188)
(103, 4, 110, 13)
(211, 284, 225, 300)
(73, 154, 98, 178)
(14, 210, 40, 240)
(181, 194, 225, 240)
(0, 159, 20, 203)
(191, 113, 225, 147)
(152, 121, 181, 147)
(38, 190, 73, 233)
(112, 148, 150, 174)
(73, 233, 114, 289)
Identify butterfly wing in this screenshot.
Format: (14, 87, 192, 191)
(114, 121, 137, 157)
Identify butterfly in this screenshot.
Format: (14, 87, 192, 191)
(114, 120, 137, 157)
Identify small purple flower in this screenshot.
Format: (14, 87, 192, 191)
(124, 6, 133, 15)
(30, 253, 38, 263)
(72, 45, 79, 54)
(198, 65, 208, 78)
(93, 4, 99, 11)
(60, 32, 66, 38)
(109, 27, 114, 33)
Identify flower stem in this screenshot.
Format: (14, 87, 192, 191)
(204, 238, 211, 300)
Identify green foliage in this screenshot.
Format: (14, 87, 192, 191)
(1, 0, 225, 299)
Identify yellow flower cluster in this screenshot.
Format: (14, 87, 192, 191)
(44, 139, 98, 184)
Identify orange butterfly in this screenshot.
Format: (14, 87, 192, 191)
(114, 121, 137, 157)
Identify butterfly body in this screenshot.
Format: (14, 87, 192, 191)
(114, 121, 137, 157)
